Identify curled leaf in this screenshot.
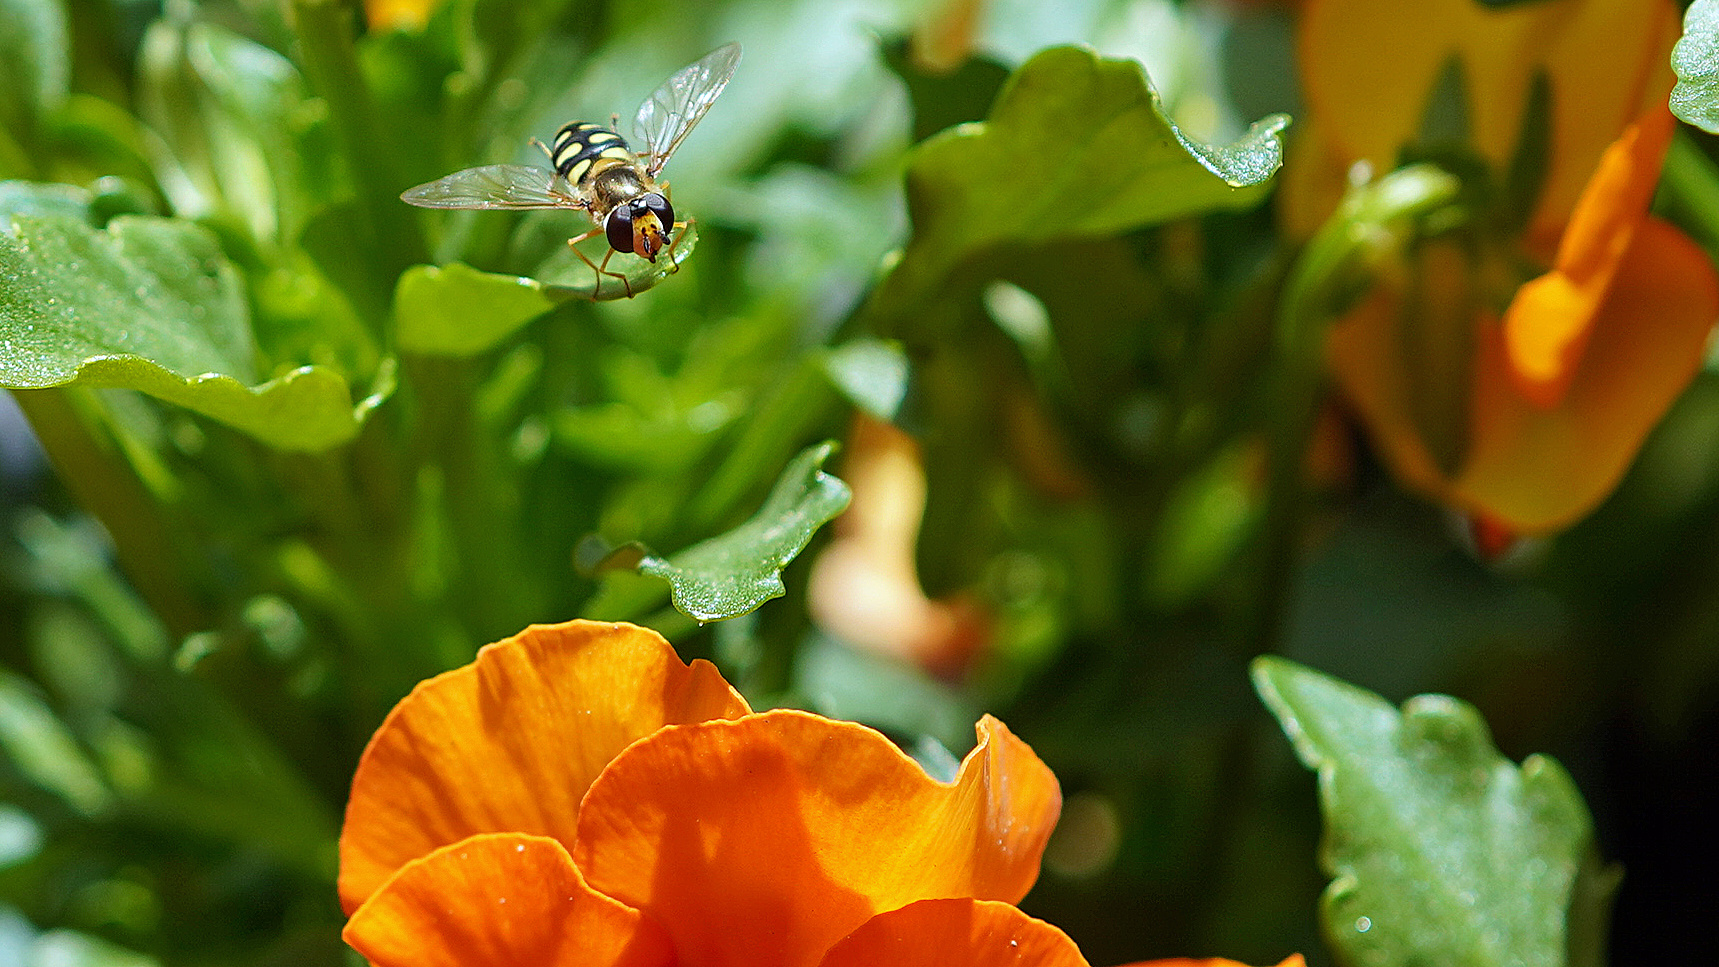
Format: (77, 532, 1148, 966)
(1252, 657, 1614, 967)
(636, 441, 852, 621)
(877, 45, 1289, 312)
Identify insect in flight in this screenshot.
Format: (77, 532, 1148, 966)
(401, 42, 742, 298)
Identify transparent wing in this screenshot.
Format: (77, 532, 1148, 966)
(400, 164, 585, 210)
(633, 42, 742, 177)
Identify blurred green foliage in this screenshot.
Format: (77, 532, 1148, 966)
(0, 0, 1716, 965)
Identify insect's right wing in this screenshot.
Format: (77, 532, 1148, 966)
(634, 42, 742, 177)
(400, 164, 586, 210)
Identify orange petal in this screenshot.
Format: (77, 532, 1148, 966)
(1299, 0, 1470, 170)
(338, 620, 750, 913)
(1298, 0, 1678, 239)
(1502, 107, 1675, 408)
(809, 414, 989, 676)
(1459, 217, 1719, 532)
(1525, 0, 1679, 245)
(574, 710, 1062, 967)
(364, 0, 439, 30)
(343, 833, 674, 967)
(1326, 289, 1459, 501)
(816, 898, 1091, 967)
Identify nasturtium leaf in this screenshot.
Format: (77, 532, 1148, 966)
(0, 206, 374, 451)
(1252, 657, 1609, 967)
(637, 440, 852, 621)
(1672, 0, 1719, 133)
(878, 45, 1289, 310)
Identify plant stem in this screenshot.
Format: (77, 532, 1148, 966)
(10, 387, 208, 637)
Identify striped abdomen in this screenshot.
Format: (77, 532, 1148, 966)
(551, 122, 637, 186)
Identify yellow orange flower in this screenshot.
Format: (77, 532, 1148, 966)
(809, 414, 989, 678)
(1289, 0, 1680, 248)
(363, 0, 439, 31)
(340, 621, 1301, 967)
(1296, 0, 1718, 536)
(340, 620, 1078, 966)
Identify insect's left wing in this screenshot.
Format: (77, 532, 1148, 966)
(634, 42, 742, 178)
(401, 164, 584, 210)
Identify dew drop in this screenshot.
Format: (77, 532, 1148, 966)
(1355, 916, 1372, 933)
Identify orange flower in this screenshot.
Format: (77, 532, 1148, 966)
(340, 620, 1074, 966)
(341, 621, 1301, 967)
(809, 414, 989, 678)
(1295, 0, 1718, 536)
(1288, 0, 1680, 248)
(363, 0, 439, 31)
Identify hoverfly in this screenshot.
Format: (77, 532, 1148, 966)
(401, 42, 742, 298)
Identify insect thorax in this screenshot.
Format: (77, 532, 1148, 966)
(551, 122, 637, 186)
(588, 163, 652, 215)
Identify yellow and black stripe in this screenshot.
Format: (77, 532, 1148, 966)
(551, 122, 636, 185)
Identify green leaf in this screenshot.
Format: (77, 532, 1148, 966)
(0, 0, 68, 139)
(395, 225, 702, 356)
(823, 338, 910, 420)
(876, 45, 1289, 312)
(0, 671, 111, 817)
(0, 804, 42, 868)
(1252, 657, 1612, 967)
(138, 19, 325, 242)
(532, 220, 701, 302)
(1673, 0, 1719, 134)
(0, 180, 88, 228)
(636, 441, 852, 622)
(394, 261, 564, 355)
(0, 205, 376, 451)
(26, 928, 160, 967)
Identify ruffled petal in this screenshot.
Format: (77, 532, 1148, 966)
(338, 620, 750, 912)
(343, 833, 675, 967)
(1458, 216, 1719, 533)
(1524, 0, 1679, 244)
(1502, 107, 1674, 408)
(1297, 0, 1677, 239)
(574, 710, 1061, 967)
(816, 898, 1090, 967)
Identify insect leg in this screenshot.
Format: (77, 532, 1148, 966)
(599, 248, 634, 299)
(660, 216, 693, 275)
(566, 230, 633, 300)
(530, 137, 555, 164)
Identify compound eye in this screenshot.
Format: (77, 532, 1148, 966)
(605, 205, 634, 253)
(643, 192, 674, 229)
